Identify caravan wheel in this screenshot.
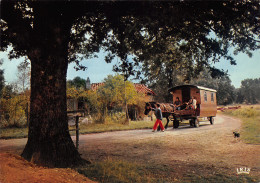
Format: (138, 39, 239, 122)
(194, 118, 199, 128)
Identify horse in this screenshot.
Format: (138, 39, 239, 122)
(144, 102, 174, 129)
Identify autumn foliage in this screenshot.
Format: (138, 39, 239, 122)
(0, 88, 30, 128)
(67, 75, 146, 124)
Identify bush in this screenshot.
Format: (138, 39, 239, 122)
(0, 117, 27, 128)
(106, 112, 126, 124)
(0, 94, 29, 128)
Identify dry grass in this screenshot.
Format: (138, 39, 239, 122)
(0, 127, 28, 139)
(76, 158, 258, 183)
(77, 158, 153, 183)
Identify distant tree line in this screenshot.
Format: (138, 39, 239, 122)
(67, 76, 86, 89)
(67, 73, 260, 107)
(236, 78, 260, 105)
(191, 76, 260, 105)
(142, 66, 260, 105)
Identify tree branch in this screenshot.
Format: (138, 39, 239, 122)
(1, 0, 33, 54)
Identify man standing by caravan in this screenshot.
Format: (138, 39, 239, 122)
(152, 104, 165, 132)
(192, 96, 197, 110)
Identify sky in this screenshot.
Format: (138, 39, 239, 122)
(1, 49, 259, 89)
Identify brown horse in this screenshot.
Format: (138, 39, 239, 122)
(144, 102, 174, 129)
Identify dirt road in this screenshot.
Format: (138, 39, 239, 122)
(1, 114, 259, 179)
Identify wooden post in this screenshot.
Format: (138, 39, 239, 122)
(26, 103, 29, 127)
(75, 115, 79, 150)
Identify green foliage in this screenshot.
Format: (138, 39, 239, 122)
(189, 69, 236, 105)
(67, 86, 87, 100)
(148, 67, 236, 105)
(97, 75, 125, 108)
(105, 112, 126, 124)
(236, 78, 260, 104)
(1, 1, 259, 76)
(67, 84, 100, 116)
(67, 77, 86, 89)
(0, 59, 30, 128)
(96, 75, 145, 123)
(0, 91, 30, 128)
(66, 75, 146, 123)
(98, 75, 141, 106)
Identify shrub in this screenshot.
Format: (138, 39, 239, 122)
(105, 112, 126, 124)
(0, 94, 29, 128)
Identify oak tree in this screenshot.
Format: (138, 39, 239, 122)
(238, 78, 260, 104)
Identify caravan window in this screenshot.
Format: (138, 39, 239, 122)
(204, 91, 207, 102)
(211, 93, 214, 102)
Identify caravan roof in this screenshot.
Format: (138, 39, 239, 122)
(169, 85, 217, 93)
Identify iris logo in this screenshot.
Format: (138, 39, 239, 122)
(236, 167, 251, 175)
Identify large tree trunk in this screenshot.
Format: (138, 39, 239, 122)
(21, 6, 84, 167)
(22, 58, 83, 167)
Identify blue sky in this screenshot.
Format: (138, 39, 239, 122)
(1, 49, 259, 88)
(213, 51, 260, 87)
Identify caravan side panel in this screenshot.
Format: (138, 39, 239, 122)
(199, 90, 217, 117)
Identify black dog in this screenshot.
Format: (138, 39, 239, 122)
(233, 132, 240, 138)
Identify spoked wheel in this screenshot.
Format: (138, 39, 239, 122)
(209, 117, 214, 125)
(193, 118, 199, 128)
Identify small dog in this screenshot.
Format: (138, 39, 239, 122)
(233, 132, 240, 138)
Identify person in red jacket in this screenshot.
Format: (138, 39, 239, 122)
(152, 103, 165, 132)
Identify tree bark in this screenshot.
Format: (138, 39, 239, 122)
(21, 57, 83, 167)
(21, 7, 84, 167)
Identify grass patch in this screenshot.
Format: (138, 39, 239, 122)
(76, 158, 154, 183)
(0, 119, 161, 139)
(68, 119, 164, 136)
(78, 120, 156, 134)
(180, 173, 258, 183)
(223, 105, 260, 144)
(0, 127, 28, 139)
(76, 159, 259, 183)
(240, 117, 260, 144)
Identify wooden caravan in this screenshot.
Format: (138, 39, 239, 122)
(169, 85, 217, 128)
